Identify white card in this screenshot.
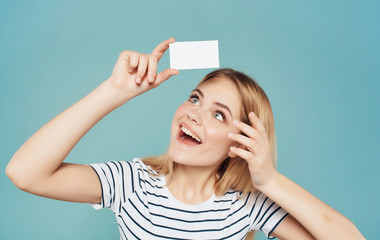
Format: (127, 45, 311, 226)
(169, 40, 219, 70)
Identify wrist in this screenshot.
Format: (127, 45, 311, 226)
(97, 79, 134, 108)
(255, 171, 283, 194)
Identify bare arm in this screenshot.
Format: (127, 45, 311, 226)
(6, 81, 126, 203)
(6, 38, 178, 203)
(229, 112, 365, 240)
(262, 173, 364, 240)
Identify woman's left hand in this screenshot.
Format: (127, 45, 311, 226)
(228, 112, 277, 188)
(229, 113, 366, 240)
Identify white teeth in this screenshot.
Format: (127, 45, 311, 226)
(181, 126, 201, 143)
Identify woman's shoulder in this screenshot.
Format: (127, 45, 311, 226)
(130, 158, 164, 186)
(89, 157, 159, 178)
(132, 157, 160, 175)
(215, 188, 244, 201)
(215, 188, 263, 204)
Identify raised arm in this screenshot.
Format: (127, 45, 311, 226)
(228, 112, 365, 240)
(6, 38, 178, 203)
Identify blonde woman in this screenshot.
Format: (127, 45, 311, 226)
(6, 38, 364, 239)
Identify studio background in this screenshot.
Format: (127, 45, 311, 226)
(0, 1, 378, 239)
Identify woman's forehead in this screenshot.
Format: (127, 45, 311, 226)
(197, 77, 238, 95)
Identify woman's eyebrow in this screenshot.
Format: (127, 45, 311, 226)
(193, 88, 233, 118)
(214, 102, 233, 118)
(193, 88, 204, 97)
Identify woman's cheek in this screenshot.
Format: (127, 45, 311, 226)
(207, 126, 232, 149)
(174, 104, 186, 116)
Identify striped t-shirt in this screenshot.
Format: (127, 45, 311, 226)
(89, 158, 288, 240)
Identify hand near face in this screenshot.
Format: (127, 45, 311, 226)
(228, 112, 277, 188)
(107, 38, 179, 100)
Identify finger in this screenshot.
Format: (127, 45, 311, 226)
(228, 133, 256, 151)
(228, 150, 238, 158)
(118, 50, 132, 62)
(248, 112, 266, 133)
(151, 37, 175, 60)
(230, 146, 255, 161)
(129, 52, 139, 73)
(136, 55, 148, 84)
(153, 68, 179, 87)
(147, 55, 157, 83)
(233, 119, 259, 140)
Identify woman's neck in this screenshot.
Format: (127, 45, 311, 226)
(166, 163, 218, 205)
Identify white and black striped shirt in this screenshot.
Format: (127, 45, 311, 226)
(89, 158, 288, 240)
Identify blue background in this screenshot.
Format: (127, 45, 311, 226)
(1, 0, 378, 239)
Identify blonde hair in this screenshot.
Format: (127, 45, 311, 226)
(143, 68, 277, 196)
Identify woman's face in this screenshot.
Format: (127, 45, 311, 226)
(168, 76, 242, 168)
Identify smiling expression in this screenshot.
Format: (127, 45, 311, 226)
(168, 77, 242, 168)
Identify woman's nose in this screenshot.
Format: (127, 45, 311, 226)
(188, 111, 202, 125)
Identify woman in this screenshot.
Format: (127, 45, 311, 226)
(6, 38, 364, 239)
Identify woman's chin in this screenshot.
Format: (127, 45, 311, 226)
(168, 150, 191, 166)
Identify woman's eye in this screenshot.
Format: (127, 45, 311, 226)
(214, 111, 225, 121)
(189, 96, 199, 105)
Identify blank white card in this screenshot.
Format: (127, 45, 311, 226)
(169, 40, 219, 70)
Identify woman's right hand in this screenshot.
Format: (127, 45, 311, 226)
(106, 37, 179, 102)
(6, 38, 179, 205)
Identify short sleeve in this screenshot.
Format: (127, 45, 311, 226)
(88, 160, 139, 214)
(247, 191, 289, 239)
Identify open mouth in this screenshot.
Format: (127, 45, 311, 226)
(178, 125, 202, 145)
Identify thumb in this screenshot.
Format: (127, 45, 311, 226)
(153, 68, 179, 87)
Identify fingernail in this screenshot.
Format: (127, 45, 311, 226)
(136, 78, 141, 84)
(233, 120, 239, 125)
(148, 76, 154, 83)
(228, 133, 233, 138)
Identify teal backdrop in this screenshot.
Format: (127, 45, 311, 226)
(1, 1, 379, 239)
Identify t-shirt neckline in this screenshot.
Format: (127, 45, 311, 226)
(159, 174, 216, 209)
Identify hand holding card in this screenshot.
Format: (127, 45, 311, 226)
(169, 40, 219, 70)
